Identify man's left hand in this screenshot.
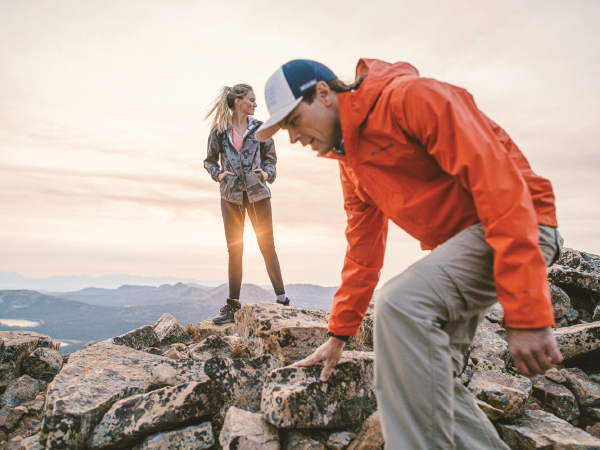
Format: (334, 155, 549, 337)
(506, 327, 563, 377)
(292, 337, 345, 382)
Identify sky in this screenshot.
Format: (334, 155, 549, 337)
(1, 0, 599, 289)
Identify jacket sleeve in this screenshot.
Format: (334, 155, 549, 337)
(260, 138, 277, 184)
(204, 130, 222, 182)
(395, 78, 554, 329)
(328, 161, 389, 336)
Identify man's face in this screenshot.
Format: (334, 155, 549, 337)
(279, 82, 341, 156)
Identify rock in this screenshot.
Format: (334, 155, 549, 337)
(22, 392, 45, 414)
(468, 321, 510, 370)
(349, 300, 374, 351)
(162, 348, 181, 360)
(545, 367, 566, 384)
(143, 347, 162, 355)
(262, 351, 376, 428)
(191, 319, 237, 341)
(6, 436, 22, 450)
(189, 335, 232, 361)
(486, 302, 504, 323)
(560, 368, 600, 406)
(27, 418, 42, 436)
(497, 409, 600, 449)
(326, 431, 355, 450)
(588, 423, 600, 439)
(0, 332, 60, 372)
(0, 407, 26, 431)
(565, 307, 580, 323)
(204, 354, 279, 412)
(149, 360, 207, 387)
(18, 435, 43, 450)
(550, 284, 570, 319)
(582, 406, 600, 420)
(467, 361, 532, 420)
(88, 380, 218, 450)
(554, 317, 569, 328)
(548, 247, 600, 312)
(219, 406, 280, 450)
(554, 322, 600, 372)
(84, 341, 97, 349)
(40, 343, 168, 449)
(1, 376, 45, 408)
(476, 399, 504, 420)
(236, 302, 329, 365)
(594, 304, 600, 322)
(132, 422, 214, 450)
(104, 325, 159, 350)
(580, 309, 594, 323)
(153, 313, 189, 346)
(23, 348, 63, 382)
(530, 375, 579, 421)
(283, 431, 325, 450)
(346, 411, 384, 450)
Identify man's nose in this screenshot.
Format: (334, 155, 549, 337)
(288, 130, 300, 144)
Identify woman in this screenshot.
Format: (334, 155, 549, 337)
(204, 84, 290, 324)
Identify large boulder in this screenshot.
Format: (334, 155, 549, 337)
(349, 300, 374, 351)
(346, 411, 384, 450)
(529, 375, 579, 421)
(87, 379, 218, 449)
(148, 359, 206, 388)
(0, 406, 27, 431)
(262, 351, 376, 429)
(236, 302, 329, 365)
(497, 409, 600, 449)
(219, 406, 280, 450)
(153, 313, 189, 346)
(204, 354, 279, 412)
(40, 343, 168, 449)
(104, 325, 159, 350)
(0, 332, 60, 373)
(189, 335, 233, 361)
(467, 361, 532, 420)
(23, 348, 63, 382)
(132, 422, 214, 450)
(548, 247, 600, 312)
(282, 431, 325, 450)
(554, 322, 600, 372)
(190, 320, 237, 342)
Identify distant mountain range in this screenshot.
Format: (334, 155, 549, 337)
(0, 282, 338, 355)
(0, 272, 227, 292)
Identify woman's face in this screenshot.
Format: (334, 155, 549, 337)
(234, 91, 257, 116)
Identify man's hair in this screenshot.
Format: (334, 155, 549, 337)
(302, 73, 367, 104)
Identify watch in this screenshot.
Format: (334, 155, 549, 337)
(325, 331, 350, 342)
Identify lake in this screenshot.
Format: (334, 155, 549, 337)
(0, 319, 41, 327)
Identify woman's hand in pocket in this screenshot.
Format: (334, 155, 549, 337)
(218, 171, 234, 182)
(253, 168, 268, 182)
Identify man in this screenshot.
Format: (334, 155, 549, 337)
(256, 59, 562, 450)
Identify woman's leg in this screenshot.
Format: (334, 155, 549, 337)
(221, 198, 246, 300)
(246, 196, 285, 297)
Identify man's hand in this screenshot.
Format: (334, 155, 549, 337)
(218, 171, 234, 182)
(506, 327, 563, 377)
(292, 337, 345, 382)
(253, 168, 268, 181)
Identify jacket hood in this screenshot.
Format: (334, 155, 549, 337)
(344, 59, 420, 126)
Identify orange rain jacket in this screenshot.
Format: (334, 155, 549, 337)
(326, 59, 558, 337)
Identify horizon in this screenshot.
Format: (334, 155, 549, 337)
(2, 1, 599, 288)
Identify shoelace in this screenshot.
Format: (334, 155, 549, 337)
(219, 304, 233, 315)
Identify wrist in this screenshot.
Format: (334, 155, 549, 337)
(325, 331, 350, 343)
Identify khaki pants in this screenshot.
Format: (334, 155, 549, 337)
(374, 224, 560, 450)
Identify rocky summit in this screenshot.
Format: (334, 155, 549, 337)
(0, 245, 599, 449)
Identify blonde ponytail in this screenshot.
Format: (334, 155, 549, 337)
(205, 83, 254, 134)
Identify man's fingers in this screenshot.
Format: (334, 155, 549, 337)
(292, 353, 321, 367)
(547, 343, 564, 365)
(320, 359, 336, 382)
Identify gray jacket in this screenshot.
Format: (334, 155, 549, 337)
(204, 117, 277, 205)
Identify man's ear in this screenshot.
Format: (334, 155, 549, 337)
(315, 81, 334, 106)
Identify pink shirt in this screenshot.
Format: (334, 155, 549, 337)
(230, 128, 245, 190)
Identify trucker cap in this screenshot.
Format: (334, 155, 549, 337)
(255, 60, 336, 141)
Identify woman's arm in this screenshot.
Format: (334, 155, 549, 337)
(204, 131, 223, 182)
(260, 138, 277, 183)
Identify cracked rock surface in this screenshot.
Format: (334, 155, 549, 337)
(219, 406, 279, 450)
(262, 351, 376, 429)
(132, 422, 214, 450)
(153, 313, 189, 346)
(104, 325, 159, 350)
(530, 375, 579, 421)
(40, 343, 167, 449)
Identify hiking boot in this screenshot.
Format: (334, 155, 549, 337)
(276, 297, 291, 306)
(212, 299, 241, 324)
